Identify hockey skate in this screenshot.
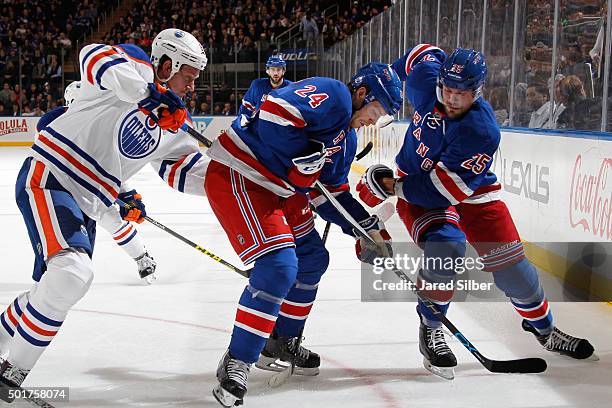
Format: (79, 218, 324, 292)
(255, 331, 320, 376)
(419, 310, 457, 380)
(213, 349, 251, 407)
(136, 251, 157, 284)
(0, 360, 30, 403)
(522, 320, 596, 360)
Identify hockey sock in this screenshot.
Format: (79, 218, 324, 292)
(493, 258, 554, 335)
(275, 280, 318, 338)
(229, 248, 298, 363)
(112, 222, 146, 259)
(274, 230, 329, 338)
(417, 299, 450, 328)
(8, 249, 93, 370)
(0, 291, 30, 352)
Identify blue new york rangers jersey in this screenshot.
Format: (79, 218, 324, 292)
(391, 44, 501, 208)
(237, 78, 292, 126)
(207, 76, 370, 234)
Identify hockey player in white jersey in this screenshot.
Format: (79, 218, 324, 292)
(40, 81, 158, 284)
(0, 28, 208, 402)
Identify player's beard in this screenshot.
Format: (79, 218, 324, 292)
(270, 76, 283, 87)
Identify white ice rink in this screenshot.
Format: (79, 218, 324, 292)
(0, 147, 610, 408)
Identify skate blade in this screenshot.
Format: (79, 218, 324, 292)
(423, 357, 455, 380)
(212, 384, 243, 407)
(143, 273, 157, 284)
(256, 356, 319, 376)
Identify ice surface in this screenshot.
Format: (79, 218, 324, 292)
(0, 148, 609, 407)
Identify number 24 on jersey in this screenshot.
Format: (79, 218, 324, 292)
(294, 85, 329, 108)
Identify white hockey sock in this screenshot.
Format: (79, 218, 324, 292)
(99, 206, 146, 260)
(7, 249, 93, 370)
(111, 222, 146, 259)
(0, 287, 35, 355)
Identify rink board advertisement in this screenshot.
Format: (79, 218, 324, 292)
(0, 117, 39, 145)
(355, 124, 612, 301)
(0, 116, 234, 146)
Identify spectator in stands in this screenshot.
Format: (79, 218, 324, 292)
(300, 11, 319, 45)
(187, 99, 198, 115)
(0, 83, 13, 108)
(529, 73, 566, 128)
(527, 85, 548, 115)
(222, 102, 233, 116)
(200, 102, 210, 115)
(557, 75, 590, 130)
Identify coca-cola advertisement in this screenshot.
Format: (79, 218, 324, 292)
(569, 154, 612, 241)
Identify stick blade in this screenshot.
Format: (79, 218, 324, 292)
(486, 357, 547, 374)
(268, 366, 292, 388)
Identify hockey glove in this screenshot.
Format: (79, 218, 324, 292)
(356, 164, 395, 207)
(287, 140, 328, 188)
(118, 189, 146, 224)
(157, 107, 188, 132)
(354, 215, 393, 264)
(138, 83, 187, 131)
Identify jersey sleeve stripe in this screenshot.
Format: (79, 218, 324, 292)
(242, 99, 256, 111)
(81, 44, 107, 71)
(114, 45, 153, 67)
(86, 49, 121, 85)
(177, 152, 203, 192)
(167, 156, 188, 189)
(95, 58, 128, 89)
(259, 99, 306, 128)
(406, 43, 441, 75)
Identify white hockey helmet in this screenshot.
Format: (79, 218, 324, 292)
(64, 81, 81, 107)
(151, 29, 207, 81)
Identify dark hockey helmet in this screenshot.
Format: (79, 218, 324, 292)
(437, 48, 487, 101)
(266, 55, 287, 69)
(349, 62, 403, 116)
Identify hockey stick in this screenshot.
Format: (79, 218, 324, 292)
(321, 141, 373, 245)
(268, 325, 307, 388)
(116, 199, 251, 278)
(314, 181, 547, 375)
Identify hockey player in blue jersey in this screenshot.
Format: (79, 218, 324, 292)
(356, 45, 595, 380)
(35, 81, 158, 284)
(206, 63, 402, 406)
(237, 55, 292, 127)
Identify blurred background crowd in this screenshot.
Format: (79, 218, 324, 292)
(0, 0, 609, 133)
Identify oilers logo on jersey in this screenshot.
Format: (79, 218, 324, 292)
(118, 109, 162, 159)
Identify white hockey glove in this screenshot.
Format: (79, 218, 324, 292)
(356, 164, 395, 207)
(354, 215, 393, 264)
(287, 140, 328, 188)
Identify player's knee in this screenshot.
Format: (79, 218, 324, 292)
(295, 230, 329, 280)
(492, 258, 540, 299)
(250, 247, 299, 298)
(39, 249, 94, 312)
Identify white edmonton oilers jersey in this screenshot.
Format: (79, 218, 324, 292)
(30, 43, 208, 221)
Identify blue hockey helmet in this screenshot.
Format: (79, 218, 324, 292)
(266, 55, 286, 69)
(438, 48, 487, 101)
(349, 62, 403, 115)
